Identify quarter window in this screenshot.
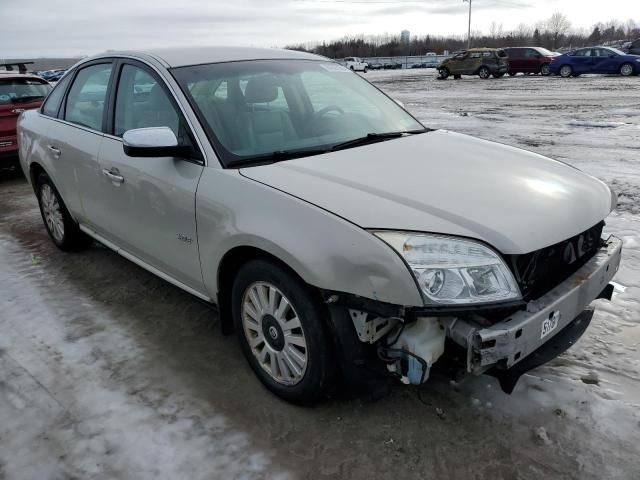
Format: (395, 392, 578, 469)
(42, 74, 72, 117)
(64, 63, 113, 131)
(114, 64, 180, 137)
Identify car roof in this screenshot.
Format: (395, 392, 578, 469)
(93, 46, 328, 68)
(0, 72, 47, 81)
(465, 47, 502, 52)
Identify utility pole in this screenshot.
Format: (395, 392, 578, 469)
(463, 0, 472, 48)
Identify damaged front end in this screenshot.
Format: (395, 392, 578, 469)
(326, 234, 623, 394)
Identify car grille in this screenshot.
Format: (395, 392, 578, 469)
(504, 222, 605, 300)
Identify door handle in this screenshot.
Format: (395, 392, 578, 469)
(47, 145, 61, 158)
(102, 168, 125, 185)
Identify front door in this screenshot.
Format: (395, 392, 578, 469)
(98, 61, 206, 294)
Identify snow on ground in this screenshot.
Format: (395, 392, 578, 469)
(1, 70, 639, 479)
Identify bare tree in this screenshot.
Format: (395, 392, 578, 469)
(545, 12, 572, 49)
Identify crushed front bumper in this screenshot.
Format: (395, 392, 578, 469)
(447, 236, 622, 378)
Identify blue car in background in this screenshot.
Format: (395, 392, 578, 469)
(549, 46, 640, 78)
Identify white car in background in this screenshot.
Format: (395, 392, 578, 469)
(343, 57, 368, 72)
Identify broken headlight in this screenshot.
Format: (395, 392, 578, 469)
(373, 232, 521, 305)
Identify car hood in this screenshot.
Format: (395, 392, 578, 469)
(239, 130, 613, 254)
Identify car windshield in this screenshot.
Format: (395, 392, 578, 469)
(172, 60, 425, 166)
(0, 78, 51, 105)
(606, 47, 626, 55)
(536, 48, 556, 56)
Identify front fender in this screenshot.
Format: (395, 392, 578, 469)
(196, 168, 423, 307)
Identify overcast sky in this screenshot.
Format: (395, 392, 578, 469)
(1, 0, 638, 57)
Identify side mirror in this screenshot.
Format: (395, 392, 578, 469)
(122, 126, 188, 158)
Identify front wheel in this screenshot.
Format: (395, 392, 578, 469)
(620, 63, 635, 76)
(559, 65, 573, 78)
(363, 67, 368, 73)
(232, 259, 336, 404)
(540, 63, 551, 76)
(36, 173, 92, 251)
(478, 67, 491, 79)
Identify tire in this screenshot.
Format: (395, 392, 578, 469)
(478, 67, 490, 79)
(508, 71, 517, 76)
(620, 63, 635, 76)
(36, 172, 92, 251)
(231, 259, 336, 404)
(559, 65, 573, 78)
(363, 67, 368, 73)
(350, 66, 354, 71)
(437, 68, 450, 80)
(540, 63, 551, 76)
(453, 74, 462, 80)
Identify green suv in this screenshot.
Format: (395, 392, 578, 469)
(438, 48, 509, 79)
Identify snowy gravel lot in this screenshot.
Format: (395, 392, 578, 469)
(1, 70, 639, 479)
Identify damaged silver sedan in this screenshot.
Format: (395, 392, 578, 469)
(17, 47, 621, 403)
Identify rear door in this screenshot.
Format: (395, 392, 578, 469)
(570, 48, 593, 73)
(97, 60, 206, 293)
(45, 61, 115, 232)
(507, 48, 524, 72)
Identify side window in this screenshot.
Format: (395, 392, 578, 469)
(42, 74, 72, 117)
(470, 52, 482, 58)
(525, 49, 538, 58)
(114, 64, 180, 137)
(64, 63, 113, 131)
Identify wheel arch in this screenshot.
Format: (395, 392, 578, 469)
(216, 245, 320, 335)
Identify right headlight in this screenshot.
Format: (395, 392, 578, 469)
(372, 232, 521, 305)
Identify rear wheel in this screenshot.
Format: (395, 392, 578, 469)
(437, 68, 450, 80)
(453, 74, 462, 80)
(540, 63, 551, 76)
(620, 63, 635, 76)
(478, 67, 491, 79)
(363, 67, 368, 73)
(232, 259, 336, 404)
(559, 65, 573, 78)
(36, 173, 92, 251)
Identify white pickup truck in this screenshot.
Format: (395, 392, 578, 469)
(343, 57, 368, 72)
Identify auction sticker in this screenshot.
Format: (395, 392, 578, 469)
(541, 311, 560, 339)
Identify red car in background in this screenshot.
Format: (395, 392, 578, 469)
(502, 47, 559, 76)
(1, 66, 51, 169)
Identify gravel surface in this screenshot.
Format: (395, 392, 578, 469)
(1, 70, 639, 479)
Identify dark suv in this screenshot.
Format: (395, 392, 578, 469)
(623, 39, 640, 55)
(503, 47, 558, 76)
(0, 69, 51, 168)
(438, 48, 509, 79)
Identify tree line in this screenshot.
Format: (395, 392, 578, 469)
(287, 14, 640, 58)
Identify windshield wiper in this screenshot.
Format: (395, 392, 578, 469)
(330, 128, 431, 152)
(12, 95, 45, 103)
(230, 147, 332, 168)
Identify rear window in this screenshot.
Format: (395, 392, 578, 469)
(0, 78, 50, 106)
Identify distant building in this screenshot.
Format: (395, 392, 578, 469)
(400, 30, 411, 45)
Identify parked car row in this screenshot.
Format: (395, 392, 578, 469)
(437, 45, 639, 80)
(0, 66, 52, 168)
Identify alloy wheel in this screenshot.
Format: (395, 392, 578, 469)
(541, 64, 551, 76)
(241, 281, 308, 385)
(40, 184, 64, 242)
(478, 67, 490, 79)
(560, 65, 573, 78)
(620, 63, 634, 76)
